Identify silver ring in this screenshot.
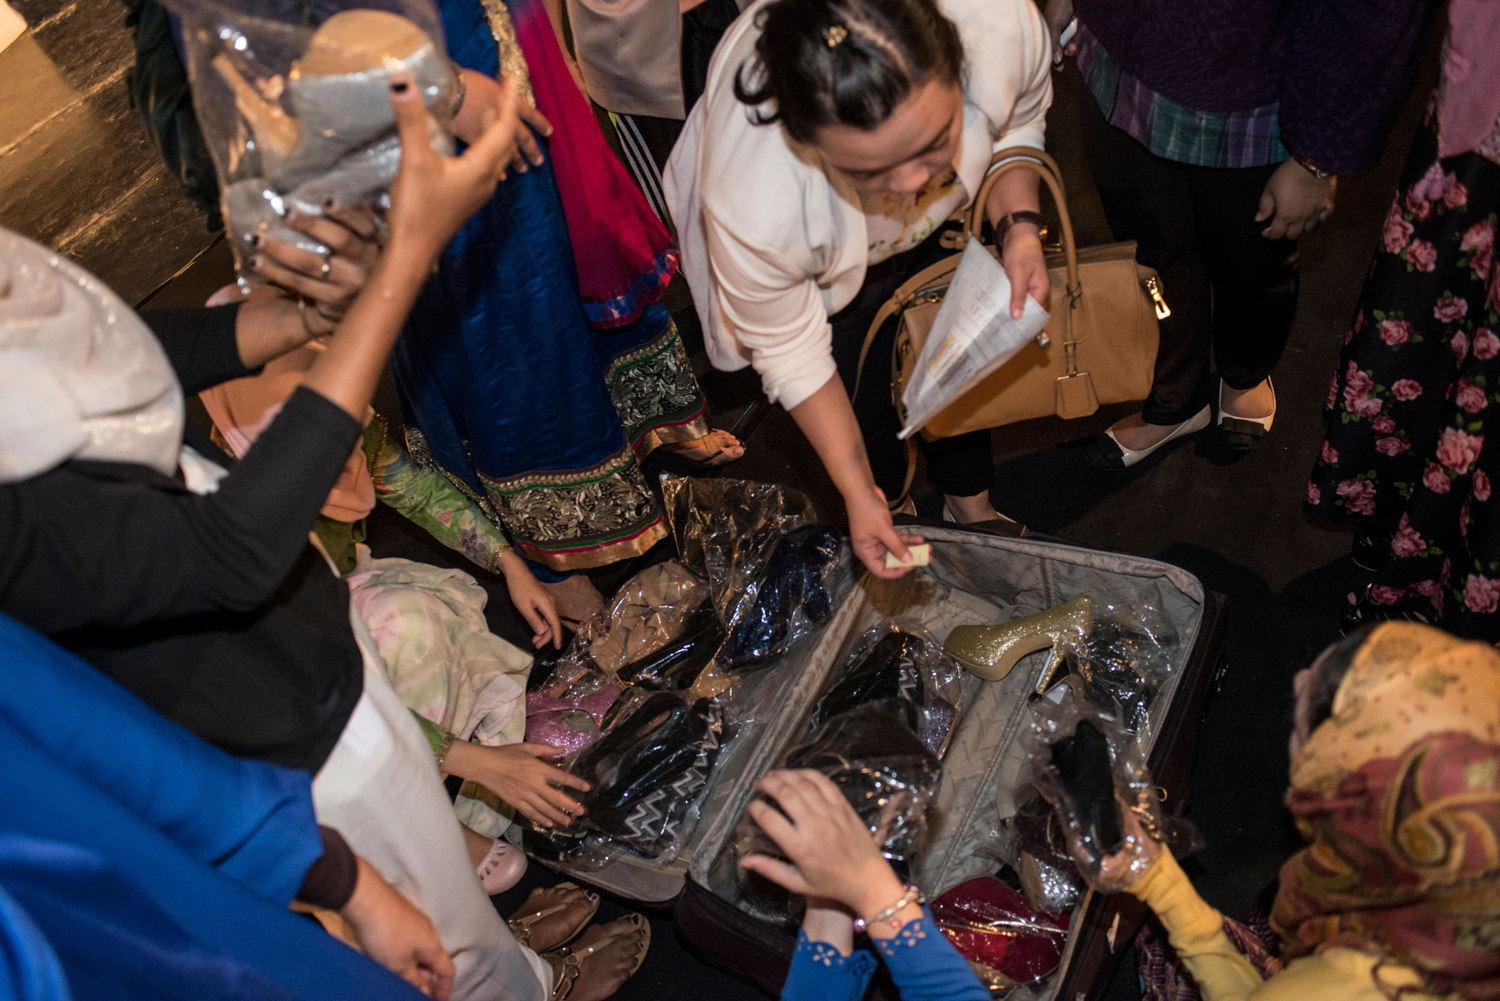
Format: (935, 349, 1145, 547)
(318, 249, 333, 279)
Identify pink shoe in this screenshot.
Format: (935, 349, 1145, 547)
(477, 840, 527, 895)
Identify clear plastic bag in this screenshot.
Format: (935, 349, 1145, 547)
(660, 474, 847, 673)
(929, 876, 1071, 991)
(718, 524, 844, 670)
(814, 620, 966, 758)
(1051, 600, 1180, 740)
(523, 649, 623, 757)
(587, 561, 723, 692)
(546, 690, 728, 864)
(660, 475, 815, 612)
(733, 702, 940, 921)
(164, 0, 456, 269)
(1023, 701, 1199, 894)
(1008, 792, 1086, 915)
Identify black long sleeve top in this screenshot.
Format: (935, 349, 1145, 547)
(0, 306, 365, 772)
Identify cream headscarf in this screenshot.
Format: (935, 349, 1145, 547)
(0, 227, 183, 483)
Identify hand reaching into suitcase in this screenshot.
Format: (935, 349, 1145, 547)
(738, 769, 921, 947)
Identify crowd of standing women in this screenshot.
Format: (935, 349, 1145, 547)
(1, 0, 1498, 998)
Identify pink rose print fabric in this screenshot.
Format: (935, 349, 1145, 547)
(1308, 115, 1500, 641)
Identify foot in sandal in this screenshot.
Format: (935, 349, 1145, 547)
(660, 429, 745, 468)
(507, 882, 599, 952)
(543, 915, 650, 1001)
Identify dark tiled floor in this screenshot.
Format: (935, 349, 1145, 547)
(0, 7, 1438, 1001)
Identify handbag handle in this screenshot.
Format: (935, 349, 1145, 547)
(963, 147, 1081, 302)
(852, 148, 1083, 412)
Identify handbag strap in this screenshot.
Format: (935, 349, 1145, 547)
(965, 148, 1081, 301)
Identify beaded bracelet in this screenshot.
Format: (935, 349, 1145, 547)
(851, 885, 923, 934)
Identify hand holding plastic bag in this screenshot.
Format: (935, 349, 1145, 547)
(1026, 704, 1193, 894)
(166, 0, 461, 269)
(737, 768, 906, 914)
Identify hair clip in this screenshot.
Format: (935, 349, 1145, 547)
(824, 24, 848, 48)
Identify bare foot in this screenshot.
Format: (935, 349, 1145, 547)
(942, 490, 1014, 524)
(544, 916, 648, 1001)
(661, 429, 745, 468)
(1220, 379, 1274, 420)
(538, 574, 605, 624)
(1106, 413, 1190, 452)
(508, 884, 598, 953)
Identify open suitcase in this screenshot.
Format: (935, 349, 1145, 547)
(541, 523, 1226, 999)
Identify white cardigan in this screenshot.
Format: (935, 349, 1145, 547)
(663, 0, 1052, 411)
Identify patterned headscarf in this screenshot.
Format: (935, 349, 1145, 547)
(0, 226, 182, 482)
(1272, 623, 1500, 1000)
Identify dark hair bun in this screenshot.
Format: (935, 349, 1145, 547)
(733, 0, 964, 145)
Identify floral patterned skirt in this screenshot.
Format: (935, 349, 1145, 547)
(1307, 115, 1500, 639)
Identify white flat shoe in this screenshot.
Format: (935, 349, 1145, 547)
(1217, 377, 1275, 453)
(1086, 405, 1212, 469)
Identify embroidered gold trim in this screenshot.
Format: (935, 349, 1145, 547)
(477, 0, 534, 106)
(604, 321, 709, 455)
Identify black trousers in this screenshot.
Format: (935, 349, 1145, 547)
(1079, 89, 1301, 424)
(827, 227, 994, 503)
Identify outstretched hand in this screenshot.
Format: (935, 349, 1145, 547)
(847, 486, 924, 580)
(443, 740, 591, 828)
(342, 857, 455, 1000)
(248, 203, 382, 335)
(497, 549, 563, 649)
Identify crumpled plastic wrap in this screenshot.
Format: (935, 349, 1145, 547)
(719, 524, 843, 670)
(930, 876, 1070, 991)
(524, 651, 623, 757)
(661, 476, 846, 672)
(587, 561, 724, 691)
(1008, 792, 1087, 915)
(815, 621, 965, 758)
(546, 690, 728, 864)
(1024, 702, 1199, 894)
(734, 702, 940, 921)
(165, 0, 456, 270)
(1050, 601, 1179, 740)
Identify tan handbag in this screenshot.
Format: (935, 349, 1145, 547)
(858, 148, 1169, 440)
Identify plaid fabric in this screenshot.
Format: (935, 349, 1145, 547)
(1076, 21, 1288, 169)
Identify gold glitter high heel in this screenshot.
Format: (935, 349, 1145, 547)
(943, 598, 1093, 684)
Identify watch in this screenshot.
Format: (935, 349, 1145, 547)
(998, 209, 1049, 240)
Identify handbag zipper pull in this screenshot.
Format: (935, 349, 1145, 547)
(1143, 275, 1171, 319)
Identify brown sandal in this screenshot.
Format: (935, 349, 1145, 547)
(506, 882, 598, 951)
(547, 916, 650, 1001)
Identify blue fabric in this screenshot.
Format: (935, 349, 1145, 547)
(781, 931, 877, 1001)
(391, 0, 629, 497)
(0, 614, 424, 1001)
(0, 885, 70, 1001)
(780, 911, 991, 1001)
(0, 613, 319, 902)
